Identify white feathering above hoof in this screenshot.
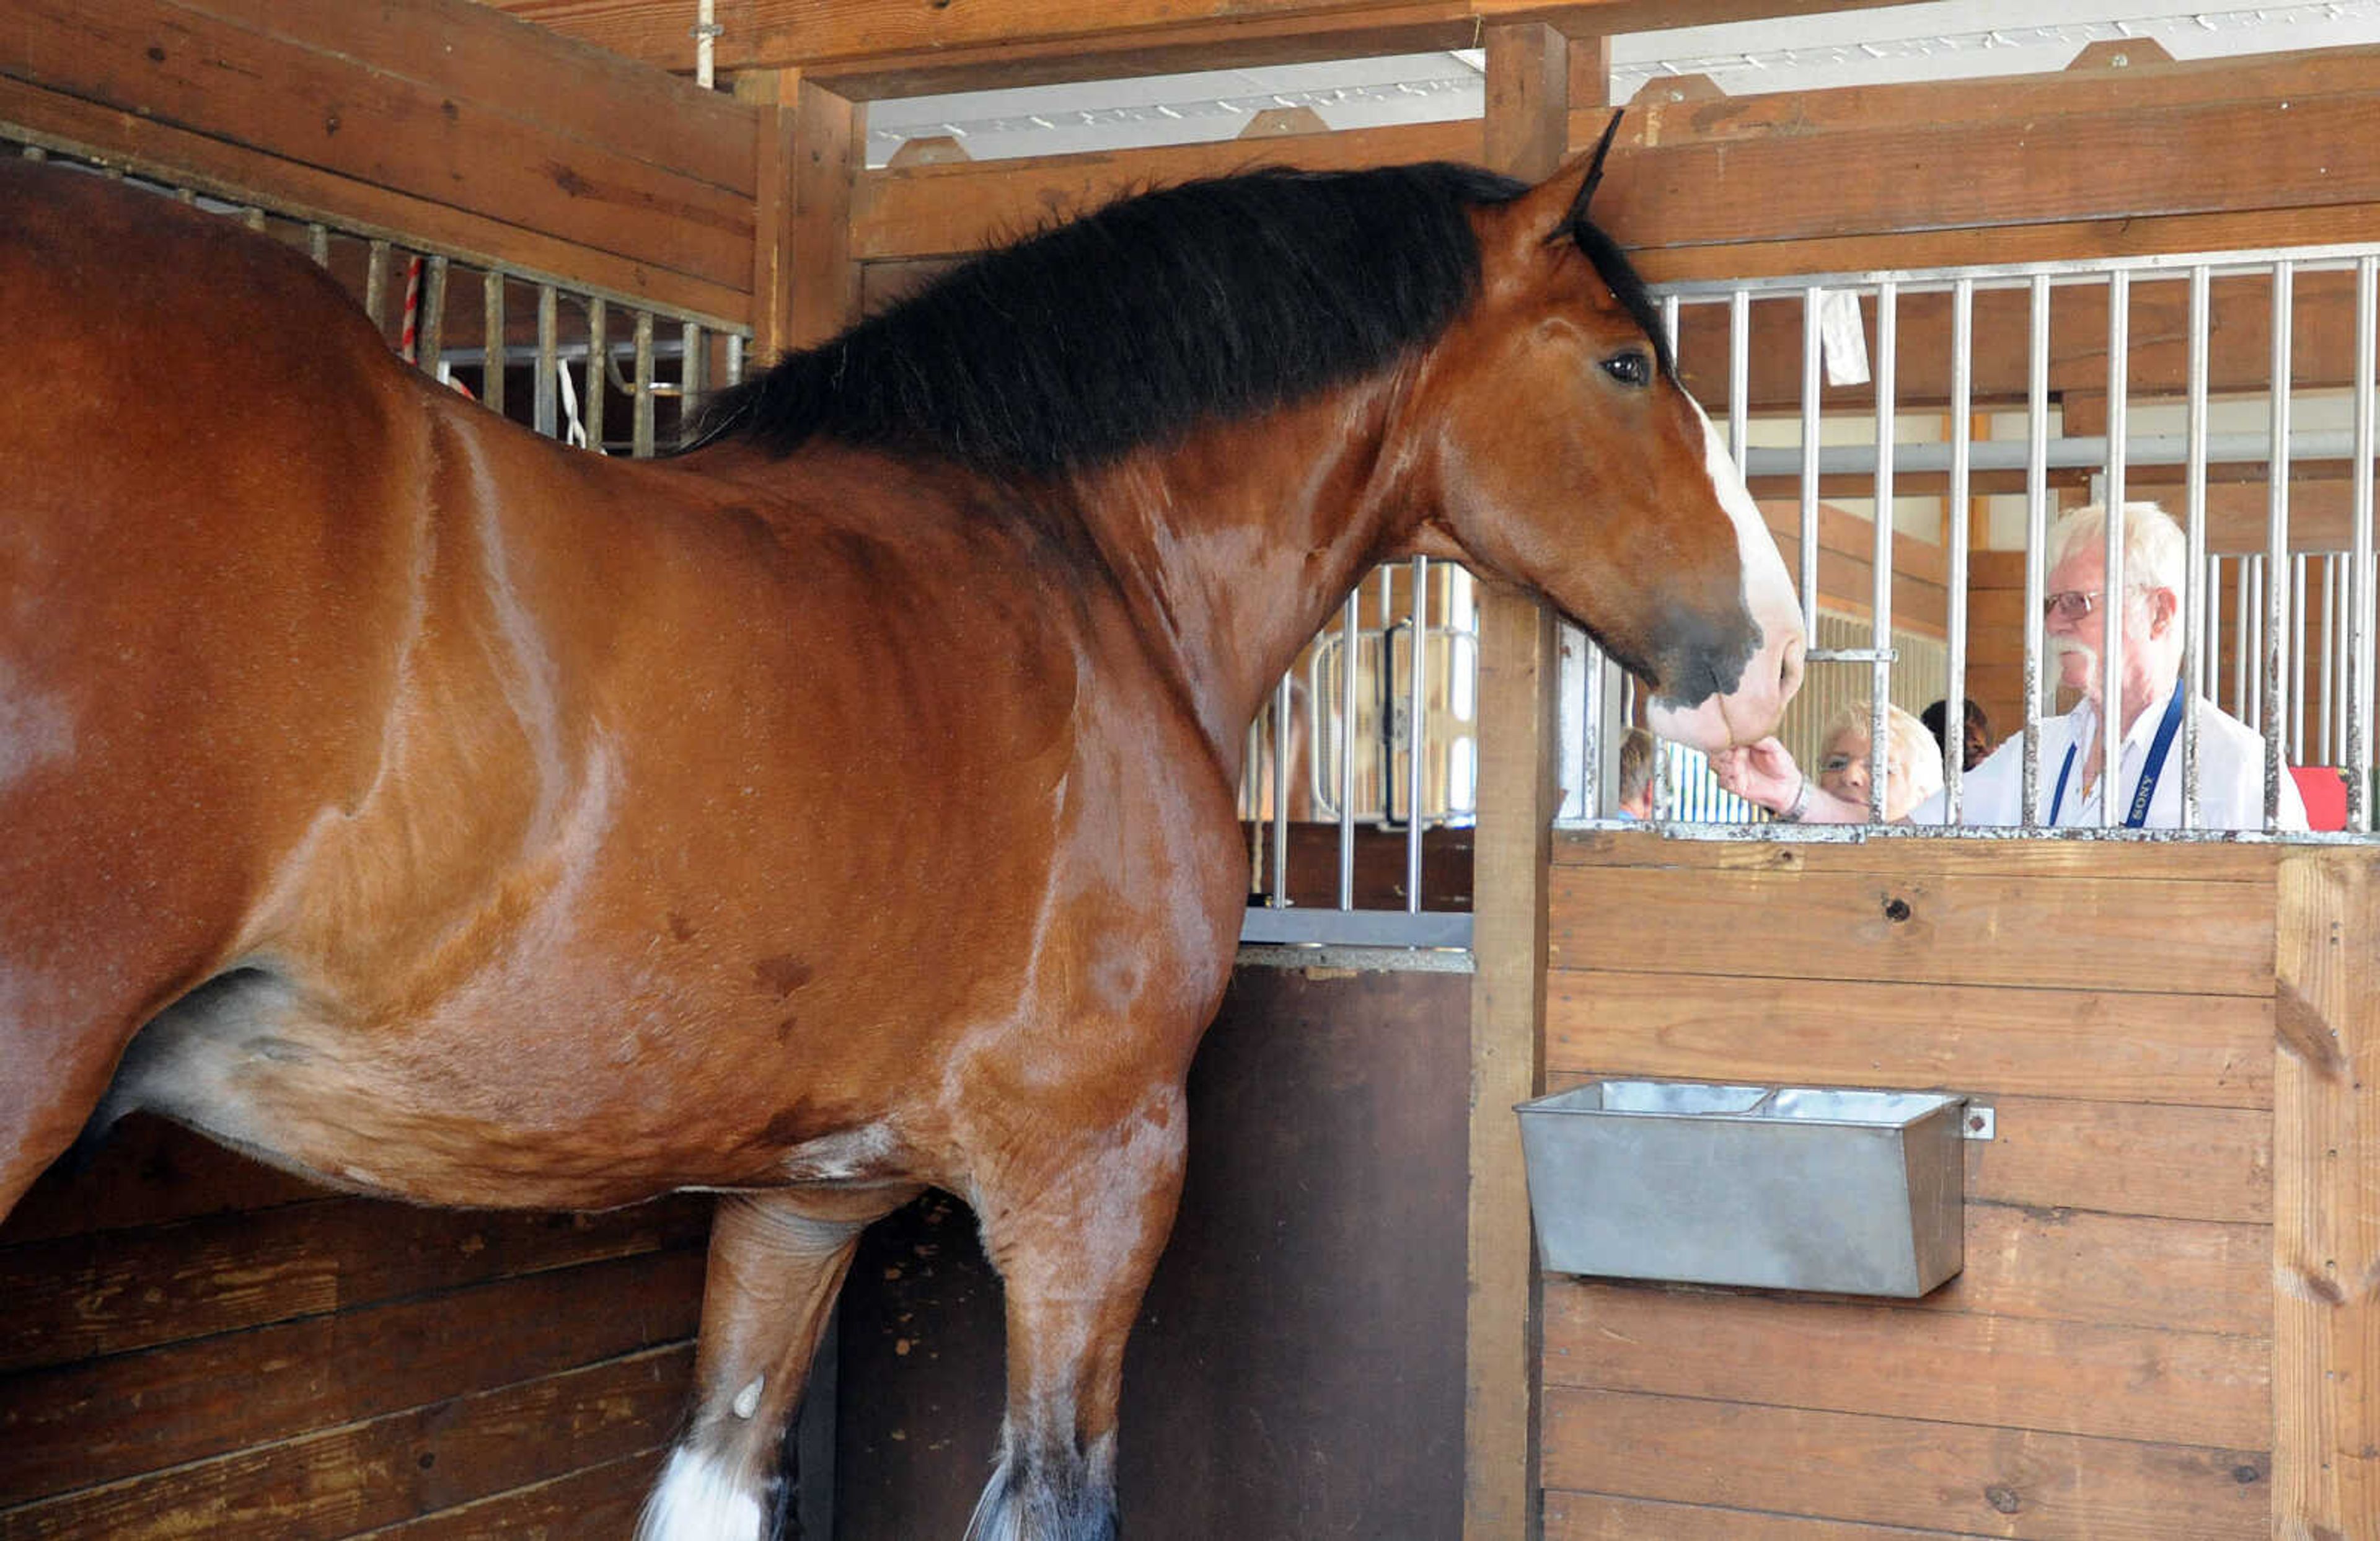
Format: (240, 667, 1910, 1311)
(637, 1447, 766, 1541)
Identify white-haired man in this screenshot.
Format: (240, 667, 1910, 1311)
(1716, 500, 2309, 831)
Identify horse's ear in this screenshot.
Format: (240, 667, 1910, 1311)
(1502, 111, 1626, 251)
(1563, 110, 1627, 233)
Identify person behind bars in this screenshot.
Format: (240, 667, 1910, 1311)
(1716, 501, 2308, 831)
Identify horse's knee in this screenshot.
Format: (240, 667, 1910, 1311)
(964, 1428, 1119, 1541)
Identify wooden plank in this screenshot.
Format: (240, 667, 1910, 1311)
(1621, 40, 2380, 148)
(1463, 25, 1567, 1541)
(0, 1346, 690, 1539)
(1596, 93, 2380, 255)
(2271, 849, 2380, 1538)
(1875, 1207, 2267, 1338)
(206, 0, 754, 189)
(348, 1444, 666, 1540)
(1635, 200, 2380, 286)
(1548, 829, 2281, 885)
(851, 119, 1479, 263)
(1545, 863, 2275, 996)
(1963, 1097, 2270, 1225)
(737, 68, 799, 363)
(2, 0, 755, 292)
(1541, 1387, 2271, 1539)
(0, 1192, 710, 1373)
(1548, 1491, 1974, 1539)
(1546, 971, 2273, 1108)
(0, 1247, 703, 1504)
(0, 76, 752, 324)
(488, 0, 1882, 97)
(787, 71, 860, 349)
(1541, 1283, 2268, 1449)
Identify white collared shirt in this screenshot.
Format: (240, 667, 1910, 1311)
(1908, 686, 2309, 831)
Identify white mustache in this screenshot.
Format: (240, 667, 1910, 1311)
(2049, 638, 2096, 664)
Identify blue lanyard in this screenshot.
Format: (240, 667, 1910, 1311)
(2050, 681, 2187, 827)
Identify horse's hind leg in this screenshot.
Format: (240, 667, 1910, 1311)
(639, 1187, 915, 1541)
(964, 1087, 1191, 1541)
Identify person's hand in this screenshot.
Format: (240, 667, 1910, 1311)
(1712, 736, 1803, 815)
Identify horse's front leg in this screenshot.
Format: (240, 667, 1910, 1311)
(639, 1186, 915, 1541)
(964, 1082, 1191, 1541)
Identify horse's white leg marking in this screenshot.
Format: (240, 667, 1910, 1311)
(635, 1447, 767, 1541)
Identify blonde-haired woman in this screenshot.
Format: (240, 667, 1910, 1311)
(1812, 700, 1943, 822)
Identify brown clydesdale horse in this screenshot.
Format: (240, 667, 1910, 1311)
(0, 120, 1801, 1540)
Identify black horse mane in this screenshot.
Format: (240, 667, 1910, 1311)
(690, 159, 1670, 477)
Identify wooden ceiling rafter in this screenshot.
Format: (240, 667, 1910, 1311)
(482, 0, 1896, 99)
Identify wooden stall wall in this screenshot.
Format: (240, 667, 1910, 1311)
(1539, 834, 2281, 1537)
(0, 3, 762, 1533)
(830, 963, 1474, 1540)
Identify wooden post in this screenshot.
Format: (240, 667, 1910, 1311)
(736, 69, 860, 363)
(733, 69, 798, 364)
(2273, 849, 2380, 1538)
(1466, 23, 1582, 1541)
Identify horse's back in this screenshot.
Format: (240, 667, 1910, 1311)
(0, 163, 428, 1148)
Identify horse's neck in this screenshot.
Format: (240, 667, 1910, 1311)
(1070, 387, 1409, 772)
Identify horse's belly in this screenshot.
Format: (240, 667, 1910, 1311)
(101, 965, 783, 1209)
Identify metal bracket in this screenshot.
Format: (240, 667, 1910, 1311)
(1960, 1102, 1996, 1141)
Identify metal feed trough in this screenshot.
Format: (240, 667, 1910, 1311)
(1515, 1079, 1968, 1298)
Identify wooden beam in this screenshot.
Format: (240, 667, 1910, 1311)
(1, 0, 756, 317)
(1468, 24, 1573, 1541)
(487, 0, 1889, 99)
(0, 75, 751, 324)
(850, 45, 2380, 275)
(738, 69, 799, 361)
(2272, 850, 2380, 1539)
(853, 119, 1479, 264)
(787, 73, 862, 348)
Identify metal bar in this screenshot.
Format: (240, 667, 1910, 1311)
(1944, 278, 1974, 824)
(364, 239, 392, 338)
(1238, 907, 1473, 950)
(2244, 557, 2263, 734)
(1339, 591, 1359, 909)
(1799, 286, 1823, 639)
(1580, 637, 1606, 824)
(1406, 555, 1428, 912)
(2322, 554, 2337, 765)
(2206, 556, 2223, 710)
(1727, 289, 1750, 463)
(2294, 554, 2311, 764)
(2022, 273, 2050, 827)
(584, 296, 609, 453)
(534, 285, 559, 438)
(1737, 428, 2373, 479)
(2266, 260, 2294, 829)
(482, 268, 507, 417)
(2354, 255, 2377, 831)
(1271, 674, 1292, 907)
(2183, 265, 2210, 829)
(682, 320, 705, 448)
(2099, 270, 2129, 829)
(306, 223, 329, 267)
(632, 309, 658, 459)
(726, 332, 746, 387)
(1869, 281, 1897, 825)
(416, 254, 449, 377)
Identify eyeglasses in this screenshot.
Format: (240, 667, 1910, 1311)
(2043, 584, 2161, 622)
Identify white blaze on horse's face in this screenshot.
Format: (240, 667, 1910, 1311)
(1643, 400, 1806, 754)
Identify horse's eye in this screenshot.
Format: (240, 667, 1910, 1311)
(1600, 351, 1652, 387)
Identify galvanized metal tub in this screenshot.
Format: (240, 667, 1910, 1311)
(1515, 1079, 1965, 1297)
